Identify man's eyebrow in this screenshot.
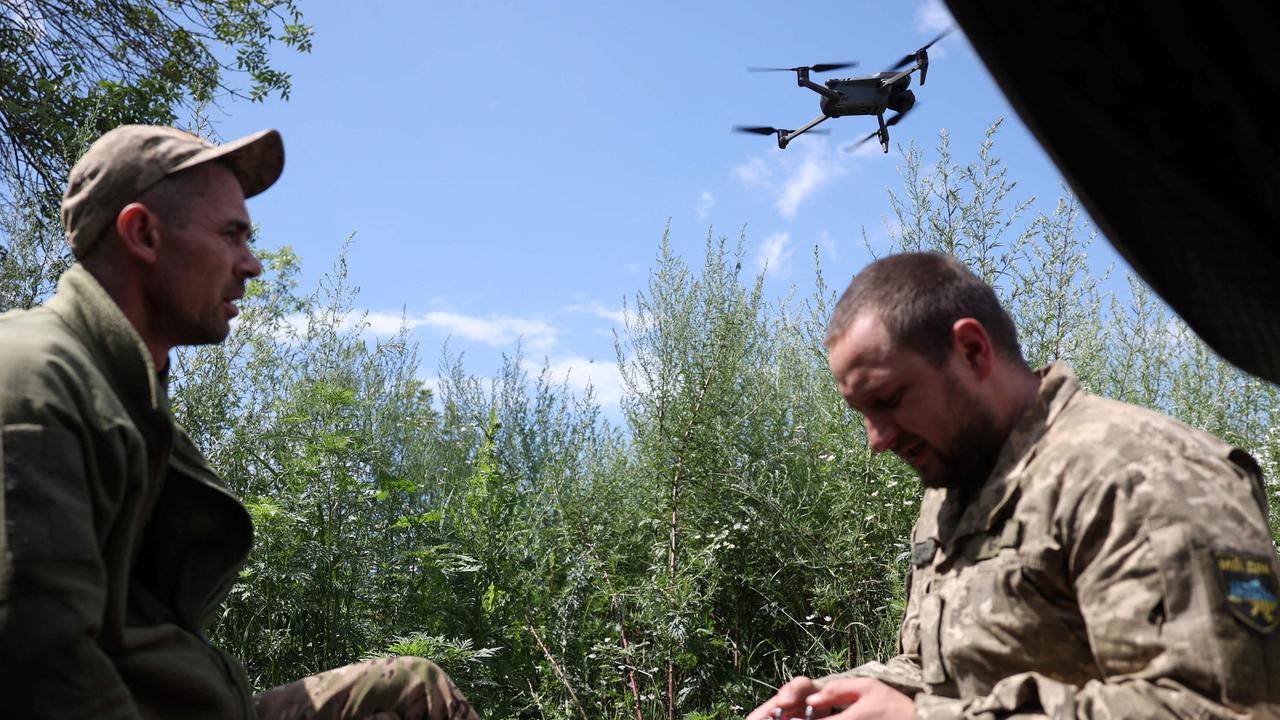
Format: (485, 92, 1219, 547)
(851, 376, 901, 406)
(847, 372, 885, 398)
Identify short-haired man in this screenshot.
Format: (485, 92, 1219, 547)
(749, 252, 1280, 718)
(0, 126, 477, 719)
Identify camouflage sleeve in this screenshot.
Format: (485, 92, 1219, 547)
(254, 656, 479, 719)
(0, 423, 141, 718)
(815, 656, 928, 699)
(916, 445, 1280, 720)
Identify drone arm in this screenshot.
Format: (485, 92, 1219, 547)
(880, 67, 916, 87)
(795, 67, 842, 101)
(780, 114, 829, 149)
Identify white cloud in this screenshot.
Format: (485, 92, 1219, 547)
(545, 355, 626, 408)
(417, 311, 559, 353)
(349, 309, 559, 354)
(278, 312, 308, 335)
(567, 300, 627, 325)
(363, 311, 413, 336)
(733, 138, 850, 220)
(755, 232, 793, 277)
(916, 0, 959, 59)
(776, 139, 847, 218)
(732, 156, 773, 189)
(696, 191, 716, 219)
(819, 230, 837, 259)
(916, 0, 952, 33)
(417, 373, 442, 398)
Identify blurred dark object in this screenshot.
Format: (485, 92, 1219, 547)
(945, 2, 1280, 383)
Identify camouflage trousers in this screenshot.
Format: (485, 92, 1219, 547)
(253, 656, 479, 720)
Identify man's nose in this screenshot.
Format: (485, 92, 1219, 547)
(864, 414, 898, 454)
(238, 246, 264, 280)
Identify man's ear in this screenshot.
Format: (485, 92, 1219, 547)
(114, 202, 163, 265)
(951, 318, 994, 379)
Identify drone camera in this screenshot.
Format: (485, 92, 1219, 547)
(889, 89, 916, 114)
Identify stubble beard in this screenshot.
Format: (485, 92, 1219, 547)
(917, 373, 1006, 494)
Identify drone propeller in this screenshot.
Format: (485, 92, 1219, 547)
(889, 30, 952, 70)
(847, 105, 919, 151)
(746, 62, 858, 74)
(733, 125, 781, 135)
(733, 125, 830, 136)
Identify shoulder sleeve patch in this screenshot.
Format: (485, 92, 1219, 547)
(1214, 550, 1280, 634)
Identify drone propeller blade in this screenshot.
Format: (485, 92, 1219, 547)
(849, 129, 882, 151)
(889, 56, 913, 71)
(889, 29, 953, 70)
(885, 103, 918, 127)
(747, 61, 858, 74)
(809, 62, 858, 73)
(918, 29, 951, 52)
(846, 105, 919, 152)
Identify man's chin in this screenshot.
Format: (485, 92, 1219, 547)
(916, 456, 997, 493)
(908, 458, 950, 489)
(916, 469, 958, 490)
(911, 453, 972, 490)
(183, 323, 231, 347)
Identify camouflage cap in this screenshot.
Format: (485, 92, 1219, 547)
(60, 125, 284, 259)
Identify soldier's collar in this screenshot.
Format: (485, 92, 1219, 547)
(932, 362, 1083, 552)
(47, 264, 163, 413)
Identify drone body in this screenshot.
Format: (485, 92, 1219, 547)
(819, 73, 915, 120)
(735, 33, 946, 152)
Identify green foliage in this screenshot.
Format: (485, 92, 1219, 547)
(0, 0, 312, 210)
(0, 171, 68, 310)
(0, 0, 312, 315)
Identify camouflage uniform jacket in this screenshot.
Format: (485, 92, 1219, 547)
(828, 362, 1280, 718)
(0, 265, 256, 718)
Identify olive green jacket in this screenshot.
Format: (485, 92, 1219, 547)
(0, 265, 256, 718)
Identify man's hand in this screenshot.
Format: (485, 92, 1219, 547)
(745, 676, 821, 720)
(746, 676, 916, 720)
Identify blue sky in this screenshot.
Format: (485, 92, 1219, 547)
(213, 0, 1112, 413)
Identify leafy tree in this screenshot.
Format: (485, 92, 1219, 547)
(0, 170, 66, 309)
(0, 0, 312, 202)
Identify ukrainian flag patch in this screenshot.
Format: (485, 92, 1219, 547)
(1214, 550, 1280, 634)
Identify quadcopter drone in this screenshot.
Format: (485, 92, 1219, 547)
(734, 32, 948, 153)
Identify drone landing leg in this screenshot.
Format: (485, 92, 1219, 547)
(877, 113, 889, 153)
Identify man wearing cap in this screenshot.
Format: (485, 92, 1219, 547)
(0, 126, 478, 719)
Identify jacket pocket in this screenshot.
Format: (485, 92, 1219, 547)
(2, 424, 95, 562)
(919, 594, 946, 685)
